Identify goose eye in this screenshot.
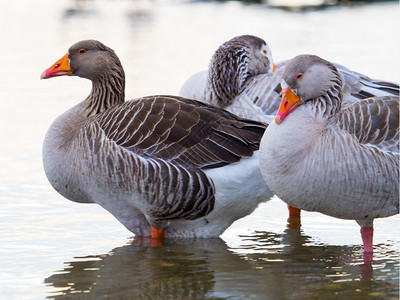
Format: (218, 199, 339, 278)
(78, 48, 87, 54)
(262, 49, 268, 55)
(296, 73, 303, 80)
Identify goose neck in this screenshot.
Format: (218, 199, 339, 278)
(84, 71, 125, 117)
(308, 73, 343, 119)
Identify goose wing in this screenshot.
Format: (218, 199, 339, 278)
(239, 67, 284, 119)
(97, 95, 266, 168)
(333, 95, 399, 152)
(86, 95, 266, 224)
(335, 64, 399, 105)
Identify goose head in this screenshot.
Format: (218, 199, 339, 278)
(40, 40, 125, 114)
(40, 39, 124, 82)
(236, 35, 276, 76)
(209, 35, 275, 107)
(276, 54, 343, 124)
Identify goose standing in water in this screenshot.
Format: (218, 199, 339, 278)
(41, 40, 273, 240)
(179, 34, 399, 227)
(259, 54, 399, 261)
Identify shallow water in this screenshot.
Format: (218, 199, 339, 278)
(0, 0, 399, 299)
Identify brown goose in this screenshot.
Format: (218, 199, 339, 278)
(41, 40, 273, 239)
(179, 34, 400, 225)
(259, 54, 399, 261)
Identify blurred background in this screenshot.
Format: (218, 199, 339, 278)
(0, 0, 399, 299)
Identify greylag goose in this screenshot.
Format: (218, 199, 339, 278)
(259, 54, 399, 261)
(179, 34, 399, 225)
(179, 35, 277, 124)
(41, 40, 273, 240)
(180, 35, 399, 124)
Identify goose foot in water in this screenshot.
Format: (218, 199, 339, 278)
(360, 226, 374, 262)
(286, 205, 301, 229)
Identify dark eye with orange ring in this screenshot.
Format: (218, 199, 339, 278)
(262, 49, 268, 55)
(296, 73, 303, 80)
(78, 49, 87, 54)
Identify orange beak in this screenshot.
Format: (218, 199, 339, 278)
(40, 53, 71, 79)
(275, 87, 302, 124)
(272, 64, 276, 72)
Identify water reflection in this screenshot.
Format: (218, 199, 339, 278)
(45, 229, 399, 299)
(237, 229, 399, 299)
(45, 238, 242, 299)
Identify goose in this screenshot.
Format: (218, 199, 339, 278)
(180, 35, 399, 124)
(259, 54, 399, 261)
(40, 40, 273, 240)
(179, 35, 277, 124)
(179, 34, 399, 225)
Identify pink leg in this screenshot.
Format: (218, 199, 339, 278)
(360, 226, 374, 262)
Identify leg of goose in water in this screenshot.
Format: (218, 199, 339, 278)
(150, 227, 165, 246)
(151, 227, 165, 239)
(360, 226, 374, 262)
(287, 205, 301, 229)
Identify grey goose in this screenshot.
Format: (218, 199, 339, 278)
(179, 34, 399, 227)
(259, 54, 399, 261)
(41, 40, 273, 240)
(179, 35, 399, 124)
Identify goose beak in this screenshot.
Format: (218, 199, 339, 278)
(273, 64, 276, 72)
(41, 53, 71, 79)
(275, 87, 302, 124)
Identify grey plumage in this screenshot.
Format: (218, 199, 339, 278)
(208, 35, 274, 108)
(42, 40, 272, 237)
(259, 54, 399, 257)
(336, 96, 399, 152)
(179, 35, 399, 124)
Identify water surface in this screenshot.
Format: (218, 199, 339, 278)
(0, 0, 398, 299)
